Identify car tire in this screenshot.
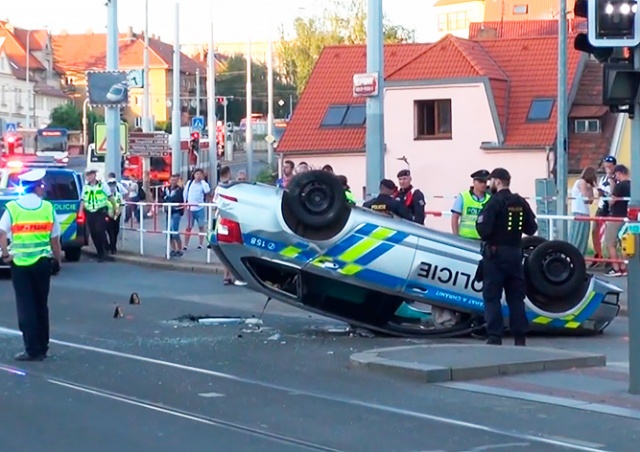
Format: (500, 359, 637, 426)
(284, 170, 349, 229)
(526, 240, 586, 299)
(65, 248, 82, 262)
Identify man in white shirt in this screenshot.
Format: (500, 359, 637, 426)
(107, 172, 128, 197)
(183, 168, 211, 249)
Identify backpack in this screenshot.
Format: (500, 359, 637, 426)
(137, 184, 146, 201)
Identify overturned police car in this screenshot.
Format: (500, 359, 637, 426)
(209, 171, 622, 337)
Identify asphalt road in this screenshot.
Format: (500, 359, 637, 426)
(0, 260, 636, 451)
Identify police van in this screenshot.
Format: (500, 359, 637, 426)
(0, 157, 87, 265)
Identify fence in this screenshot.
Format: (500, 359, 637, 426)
(109, 201, 632, 267)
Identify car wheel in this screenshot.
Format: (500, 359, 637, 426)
(522, 236, 546, 258)
(526, 240, 586, 299)
(65, 248, 82, 262)
(284, 170, 349, 229)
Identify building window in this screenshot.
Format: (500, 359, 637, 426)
(438, 11, 469, 31)
(527, 98, 555, 121)
(320, 104, 366, 127)
(513, 5, 528, 14)
(414, 99, 452, 140)
(575, 119, 600, 133)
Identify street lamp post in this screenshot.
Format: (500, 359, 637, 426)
(25, 29, 32, 129)
(142, 0, 152, 133)
(82, 98, 92, 151)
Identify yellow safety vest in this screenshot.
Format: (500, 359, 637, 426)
(82, 182, 110, 212)
(345, 189, 356, 204)
(109, 191, 123, 218)
(6, 199, 54, 266)
(459, 191, 490, 240)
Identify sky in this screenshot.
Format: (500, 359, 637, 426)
(4, 0, 439, 45)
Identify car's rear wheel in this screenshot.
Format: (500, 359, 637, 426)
(522, 236, 546, 257)
(526, 240, 586, 299)
(64, 247, 82, 262)
(282, 170, 350, 240)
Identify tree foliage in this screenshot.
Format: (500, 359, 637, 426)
(278, 0, 415, 94)
(48, 102, 104, 142)
(213, 55, 297, 124)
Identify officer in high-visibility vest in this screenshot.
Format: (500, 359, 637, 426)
(106, 177, 123, 254)
(451, 169, 491, 239)
(0, 169, 62, 361)
(81, 169, 114, 262)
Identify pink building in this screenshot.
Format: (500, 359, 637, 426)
(276, 34, 620, 232)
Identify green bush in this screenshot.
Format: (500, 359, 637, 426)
(256, 166, 277, 184)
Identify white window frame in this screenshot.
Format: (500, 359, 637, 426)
(575, 118, 600, 134)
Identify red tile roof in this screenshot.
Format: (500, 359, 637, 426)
(51, 31, 205, 74)
(469, 19, 586, 39)
(276, 43, 431, 154)
(0, 28, 46, 79)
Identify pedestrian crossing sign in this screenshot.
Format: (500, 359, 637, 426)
(94, 122, 129, 155)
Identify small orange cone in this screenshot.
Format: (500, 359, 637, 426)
(113, 306, 124, 318)
(129, 293, 141, 305)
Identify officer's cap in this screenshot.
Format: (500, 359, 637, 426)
(380, 179, 396, 190)
(470, 169, 490, 181)
(397, 169, 411, 178)
(18, 169, 46, 183)
(85, 169, 97, 175)
(489, 167, 511, 181)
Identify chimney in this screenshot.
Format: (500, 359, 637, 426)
(127, 26, 134, 38)
(477, 28, 498, 39)
(85, 28, 93, 35)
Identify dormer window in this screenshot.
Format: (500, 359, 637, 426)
(575, 118, 600, 133)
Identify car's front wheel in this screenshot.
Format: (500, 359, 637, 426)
(526, 240, 586, 299)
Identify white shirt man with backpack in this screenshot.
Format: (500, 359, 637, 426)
(183, 168, 211, 250)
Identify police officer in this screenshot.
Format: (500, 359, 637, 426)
(396, 169, 426, 224)
(82, 169, 113, 262)
(106, 177, 124, 254)
(475, 168, 537, 346)
(451, 170, 491, 238)
(0, 169, 62, 361)
(363, 179, 413, 220)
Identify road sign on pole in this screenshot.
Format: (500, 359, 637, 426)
(94, 122, 128, 155)
(191, 116, 204, 131)
(129, 131, 170, 157)
(4, 123, 17, 133)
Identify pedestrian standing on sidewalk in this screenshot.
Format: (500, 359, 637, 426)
(0, 169, 62, 361)
(106, 177, 124, 254)
(568, 166, 597, 255)
(163, 174, 184, 257)
(183, 168, 211, 250)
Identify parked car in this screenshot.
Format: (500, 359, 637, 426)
(209, 171, 623, 337)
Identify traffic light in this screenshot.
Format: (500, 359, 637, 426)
(190, 131, 200, 153)
(2, 133, 22, 154)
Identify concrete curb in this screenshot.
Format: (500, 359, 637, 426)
(82, 250, 224, 274)
(349, 344, 606, 383)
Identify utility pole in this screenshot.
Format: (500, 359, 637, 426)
(196, 68, 201, 117)
(105, 0, 121, 177)
(171, 2, 182, 176)
(365, 0, 385, 198)
(246, 37, 253, 180)
(267, 39, 274, 167)
(25, 29, 32, 129)
(142, 0, 152, 132)
(629, 47, 640, 395)
(206, 14, 218, 187)
(141, 0, 152, 197)
(556, 0, 569, 240)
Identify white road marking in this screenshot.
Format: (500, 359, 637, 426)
(0, 326, 610, 452)
(198, 392, 225, 398)
(462, 443, 530, 451)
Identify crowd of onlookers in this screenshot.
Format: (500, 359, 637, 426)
(569, 156, 630, 277)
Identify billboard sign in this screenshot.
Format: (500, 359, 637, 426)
(86, 71, 129, 106)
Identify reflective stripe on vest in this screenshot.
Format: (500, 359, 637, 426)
(459, 191, 490, 239)
(83, 183, 110, 212)
(6, 199, 54, 266)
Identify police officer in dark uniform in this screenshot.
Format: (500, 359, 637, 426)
(364, 179, 413, 220)
(475, 168, 538, 346)
(396, 169, 426, 224)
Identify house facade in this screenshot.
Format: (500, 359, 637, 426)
(0, 21, 70, 131)
(52, 27, 206, 127)
(276, 35, 622, 232)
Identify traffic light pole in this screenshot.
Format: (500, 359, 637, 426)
(171, 2, 182, 177)
(556, 0, 569, 241)
(628, 45, 640, 395)
(206, 14, 218, 187)
(105, 0, 121, 178)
